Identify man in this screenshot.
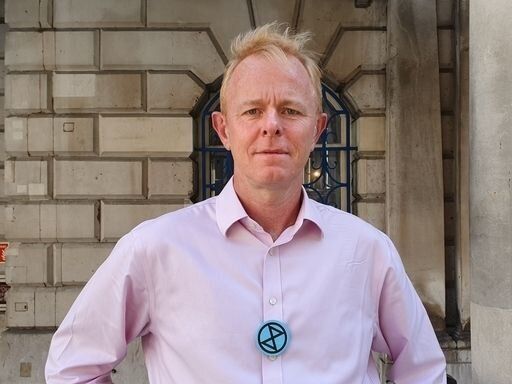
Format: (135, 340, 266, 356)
(46, 23, 446, 383)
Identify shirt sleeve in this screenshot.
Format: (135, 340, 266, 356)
(45, 231, 151, 384)
(371, 236, 447, 383)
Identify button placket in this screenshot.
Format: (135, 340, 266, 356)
(261, 247, 284, 383)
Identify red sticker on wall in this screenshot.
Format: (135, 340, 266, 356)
(0, 242, 8, 263)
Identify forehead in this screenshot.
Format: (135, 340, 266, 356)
(225, 54, 315, 105)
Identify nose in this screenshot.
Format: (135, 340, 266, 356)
(262, 110, 281, 136)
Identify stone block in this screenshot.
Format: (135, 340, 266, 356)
(5, 74, 50, 113)
(98, 116, 193, 157)
(0, 132, 5, 163)
(53, 243, 114, 285)
(5, 0, 51, 28)
(53, 73, 142, 112)
(0, 59, 5, 92)
(325, 31, 386, 82)
(147, 73, 203, 112)
(53, 0, 144, 28)
(353, 201, 385, 232)
(442, 115, 455, 156)
(252, 0, 295, 26)
(28, 117, 53, 155)
(4, 160, 49, 199)
(43, 31, 99, 71)
(437, 0, 454, 26)
(53, 116, 95, 155)
(55, 203, 98, 241)
(301, 0, 387, 54)
(5, 243, 49, 285)
(355, 158, 385, 196)
(4, 117, 28, 156)
(100, 202, 181, 241)
(35, 287, 56, 327)
(6, 286, 35, 327)
(54, 160, 143, 199)
(53, 0, 143, 27)
(345, 74, 386, 112)
(146, 0, 252, 60)
(5, 203, 98, 241)
(148, 160, 194, 198)
(55, 286, 81, 325)
(440, 72, 454, 111)
(101, 30, 224, 84)
(443, 158, 455, 197)
(355, 116, 385, 152)
(5, 32, 43, 71)
(438, 29, 454, 68)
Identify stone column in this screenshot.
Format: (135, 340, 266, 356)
(386, 0, 446, 325)
(470, 1, 512, 382)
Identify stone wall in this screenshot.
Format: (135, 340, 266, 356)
(0, 0, 469, 382)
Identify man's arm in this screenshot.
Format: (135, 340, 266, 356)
(372, 236, 447, 383)
(45, 232, 151, 383)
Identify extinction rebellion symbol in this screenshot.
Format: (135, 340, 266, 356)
(256, 320, 290, 357)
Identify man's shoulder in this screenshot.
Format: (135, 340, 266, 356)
(309, 198, 385, 239)
(129, 197, 218, 239)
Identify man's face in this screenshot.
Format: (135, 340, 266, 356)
(212, 54, 327, 190)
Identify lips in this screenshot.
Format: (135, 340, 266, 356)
(255, 149, 288, 155)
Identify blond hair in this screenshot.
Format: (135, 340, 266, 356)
(219, 22, 322, 112)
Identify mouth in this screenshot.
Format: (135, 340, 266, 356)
(255, 150, 288, 155)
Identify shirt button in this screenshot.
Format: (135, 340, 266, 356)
(269, 297, 277, 305)
(268, 355, 277, 361)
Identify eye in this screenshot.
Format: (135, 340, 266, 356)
(244, 108, 260, 116)
(283, 108, 301, 115)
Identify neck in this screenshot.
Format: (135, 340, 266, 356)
(233, 176, 303, 241)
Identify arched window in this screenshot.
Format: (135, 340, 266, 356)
(196, 83, 356, 212)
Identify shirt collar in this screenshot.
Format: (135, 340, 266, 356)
(216, 177, 324, 238)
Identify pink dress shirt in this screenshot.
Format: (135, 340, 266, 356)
(46, 179, 446, 383)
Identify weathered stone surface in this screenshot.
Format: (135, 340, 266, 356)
(4, 160, 49, 199)
(5, 244, 49, 285)
(6, 286, 35, 327)
(472, 303, 512, 383)
(147, 73, 203, 112)
(147, 0, 251, 59)
(5, 32, 43, 70)
(300, 0, 387, 54)
(355, 116, 385, 151)
(438, 29, 454, 68)
(387, 0, 445, 319)
(5, 203, 97, 241)
(55, 287, 81, 324)
(148, 160, 194, 198)
(325, 31, 386, 82)
(53, 117, 95, 155)
(54, 160, 143, 199)
(100, 202, 182, 241)
(44, 31, 99, 70)
(53, 73, 142, 112)
(53, 243, 114, 285)
(98, 116, 193, 157)
(28, 117, 53, 156)
(252, 0, 295, 26)
(101, 31, 224, 83)
(5, 0, 51, 28)
(5, 74, 49, 113)
(4, 117, 28, 156)
(53, 0, 143, 27)
(35, 287, 56, 327)
(345, 74, 386, 112)
(440, 72, 455, 111)
(355, 158, 385, 196)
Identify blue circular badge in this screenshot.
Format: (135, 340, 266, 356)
(256, 320, 290, 356)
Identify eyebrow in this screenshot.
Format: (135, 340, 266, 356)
(238, 98, 308, 110)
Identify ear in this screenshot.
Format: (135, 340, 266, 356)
(311, 112, 328, 151)
(211, 111, 231, 150)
